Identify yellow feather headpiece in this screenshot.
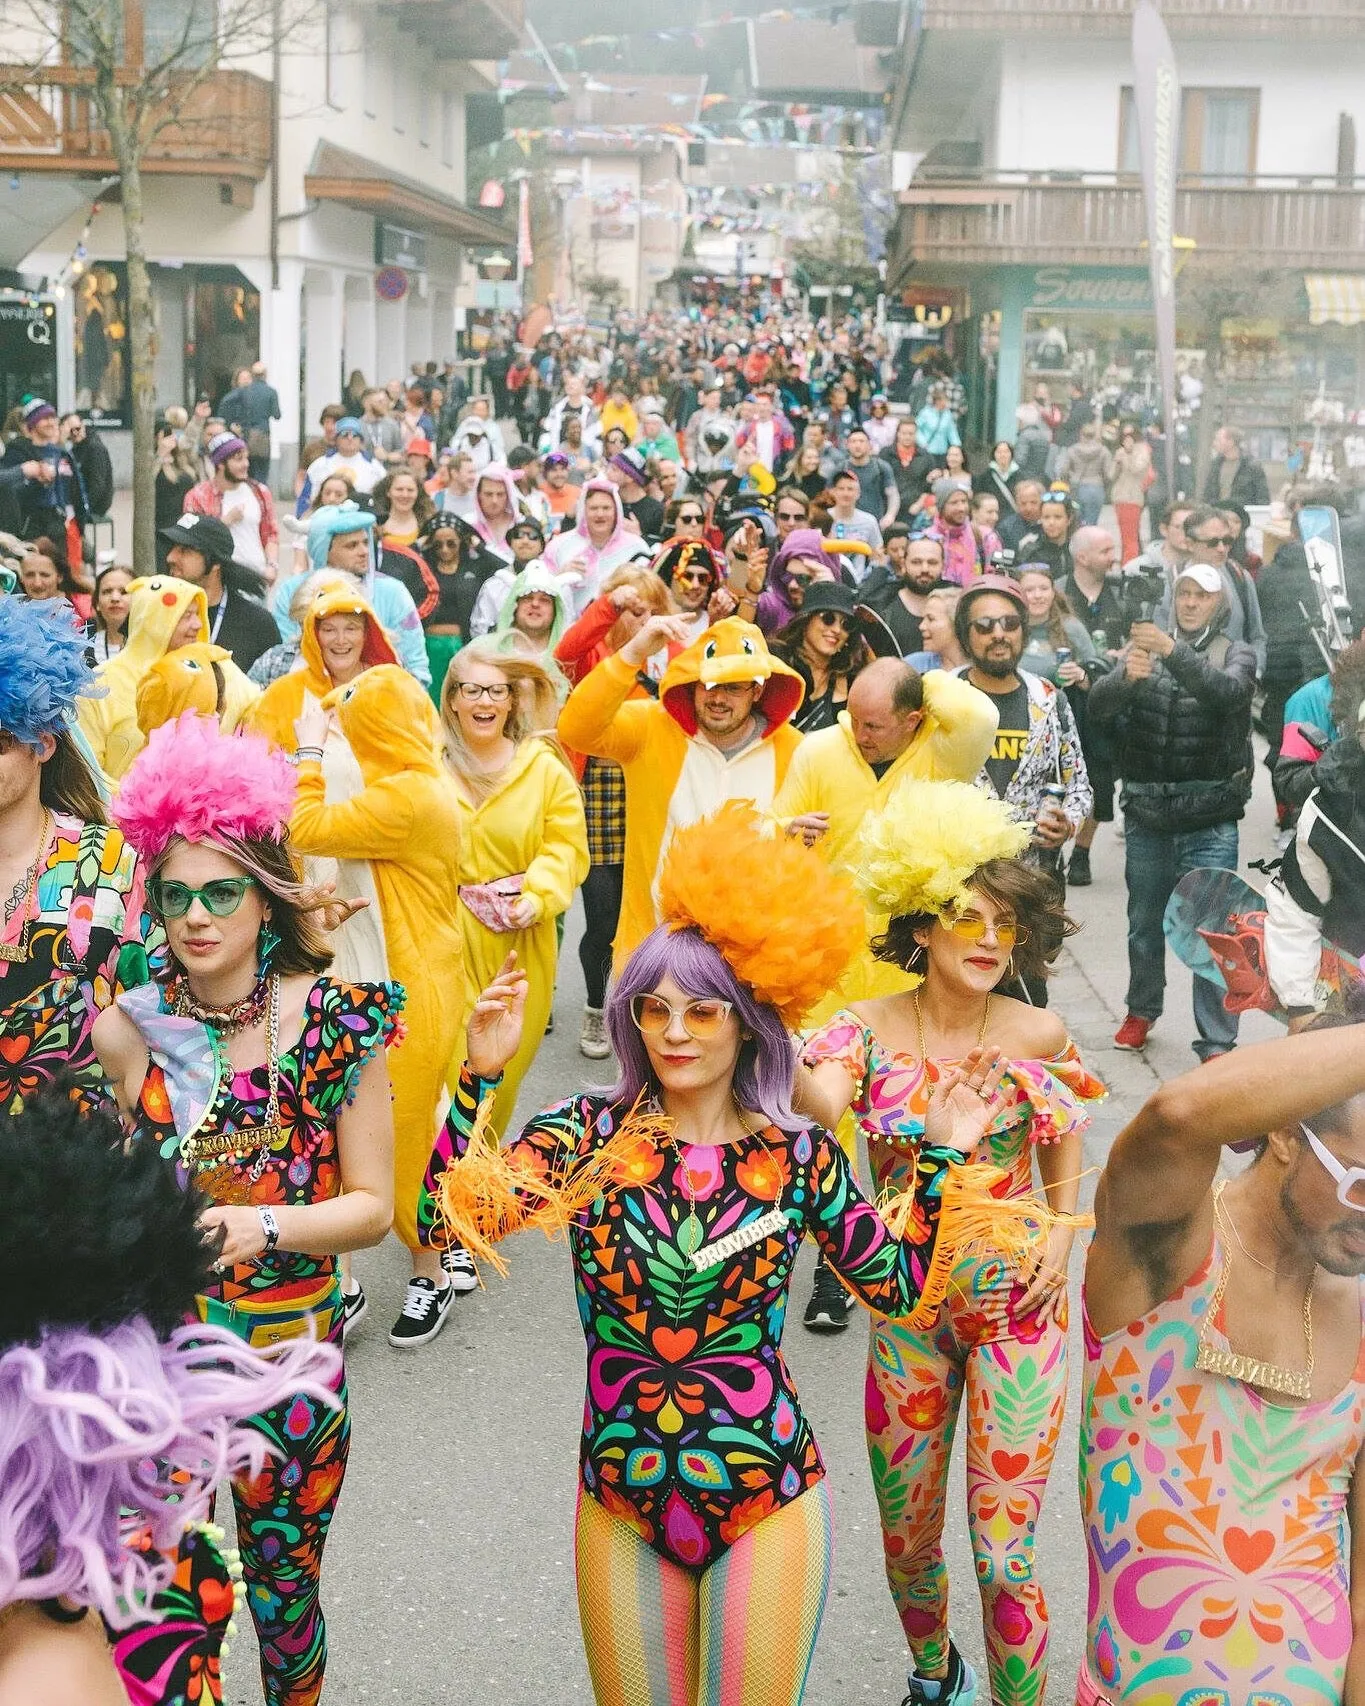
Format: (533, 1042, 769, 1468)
(656, 801, 862, 1026)
(856, 779, 1032, 921)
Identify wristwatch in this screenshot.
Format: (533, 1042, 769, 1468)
(258, 1205, 280, 1256)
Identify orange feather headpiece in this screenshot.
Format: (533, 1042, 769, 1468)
(656, 801, 862, 1026)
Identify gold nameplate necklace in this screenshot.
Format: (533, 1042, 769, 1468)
(1195, 1180, 1315, 1402)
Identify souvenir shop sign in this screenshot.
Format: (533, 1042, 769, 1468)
(1026, 267, 1153, 314)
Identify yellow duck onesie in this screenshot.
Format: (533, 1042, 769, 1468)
(134, 642, 260, 745)
(288, 664, 463, 1251)
(245, 584, 397, 756)
(557, 616, 805, 970)
(771, 675, 999, 1022)
(449, 736, 588, 1134)
(77, 575, 209, 780)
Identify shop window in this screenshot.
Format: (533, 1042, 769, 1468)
(1119, 87, 1259, 179)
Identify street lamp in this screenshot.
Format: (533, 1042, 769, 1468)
(479, 252, 513, 281)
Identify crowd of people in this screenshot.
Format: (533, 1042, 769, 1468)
(3, 302, 1365, 1706)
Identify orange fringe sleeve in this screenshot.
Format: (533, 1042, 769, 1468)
(433, 1095, 666, 1282)
(878, 1161, 1094, 1331)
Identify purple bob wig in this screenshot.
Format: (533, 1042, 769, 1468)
(0, 1090, 340, 1628)
(604, 923, 811, 1132)
(0, 1319, 339, 1628)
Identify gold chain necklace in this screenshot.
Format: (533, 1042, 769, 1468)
(914, 989, 991, 1060)
(0, 809, 52, 965)
(1196, 1181, 1315, 1402)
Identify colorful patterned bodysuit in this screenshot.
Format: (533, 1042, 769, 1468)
(122, 976, 403, 1706)
(0, 812, 154, 1113)
(1081, 1240, 1365, 1705)
(420, 1069, 965, 1706)
(107, 1524, 240, 1706)
(802, 1012, 1104, 1706)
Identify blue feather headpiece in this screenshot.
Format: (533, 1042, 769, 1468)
(0, 599, 102, 750)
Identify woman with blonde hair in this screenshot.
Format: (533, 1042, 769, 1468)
(905, 585, 967, 674)
(440, 640, 588, 1134)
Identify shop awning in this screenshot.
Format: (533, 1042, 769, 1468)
(1305, 274, 1365, 327)
(303, 143, 511, 248)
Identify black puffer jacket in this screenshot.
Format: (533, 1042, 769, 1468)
(1089, 623, 1257, 831)
(1280, 736, 1365, 955)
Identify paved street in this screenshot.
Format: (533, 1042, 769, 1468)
(223, 774, 1282, 1706)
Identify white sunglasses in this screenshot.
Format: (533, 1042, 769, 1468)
(1303, 1122, 1365, 1211)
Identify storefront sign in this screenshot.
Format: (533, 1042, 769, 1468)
(1027, 267, 1152, 312)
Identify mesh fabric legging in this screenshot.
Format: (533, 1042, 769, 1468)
(866, 1268, 1068, 1706)
(232, 1343, 350, 1706)
(579, 861, 625, 1009)
(575, 1480, 833, 1706)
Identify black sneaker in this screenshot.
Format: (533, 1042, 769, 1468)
(802, 1255, 851, 1333)
(341, 1282, 368, 1339)
(441, 1245, 479, 1293)
(388, 1276, 453, 1348)
(901, 1639, 978, 1705)
(1067, 846, 1092, 887)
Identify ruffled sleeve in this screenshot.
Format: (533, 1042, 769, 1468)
(994, 1043, 1106, 1146)
(801, 1010, 871, 1100)
(294, 978, 407, 1116)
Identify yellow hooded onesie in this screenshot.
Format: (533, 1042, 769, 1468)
(288, 664, 464, 1251)
(557, 616, 805, 969)
(449, 735, 588, 1134)
(772, 676, 1000, 1022)
(77, 575, 208, 780)
(245, 584, 397, 755)
(135, 642, 260, 744)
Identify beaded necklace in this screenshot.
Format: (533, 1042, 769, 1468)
(178, 974, 284, 1206)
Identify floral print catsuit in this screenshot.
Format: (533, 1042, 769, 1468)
(803, 1012, 1104, 1706)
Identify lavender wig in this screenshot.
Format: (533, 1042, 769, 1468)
(0, 1319, 339, 1627)
(0, 1092, 340, 1627)
(604, 924, 811, 1132)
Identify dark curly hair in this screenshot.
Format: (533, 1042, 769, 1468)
(871, 857, 1076, 986)
(0, 1088, 216, 1348)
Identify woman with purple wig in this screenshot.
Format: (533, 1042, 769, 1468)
(418, 802, 1017, 1706)
(0, 1090, 338, 1705)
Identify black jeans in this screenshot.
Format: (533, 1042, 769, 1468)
(579, 862, 624, 1009)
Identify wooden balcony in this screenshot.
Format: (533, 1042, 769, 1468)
(888, 174, 1365, 277)
(384, 0, 524, 61)
(0, 67, 273, 180)
(915, 0, 1357, 34)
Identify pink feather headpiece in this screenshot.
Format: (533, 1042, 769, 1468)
(113, 712, 297, 862)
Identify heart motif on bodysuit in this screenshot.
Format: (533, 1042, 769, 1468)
(990, 1449, 1030, 1481)
(652, 1325, 698, 1363)
(1223, 1526, 1275, 1574)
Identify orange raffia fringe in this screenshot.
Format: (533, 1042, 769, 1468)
(434, 1093, 670, 1282)
(878, 1160, 1094, 1332)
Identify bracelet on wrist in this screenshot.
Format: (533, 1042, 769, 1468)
(294, 745, 323, 765)
(257, 1205, 280, 1255)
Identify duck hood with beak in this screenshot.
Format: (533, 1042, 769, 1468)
(659, 615, 805, 736)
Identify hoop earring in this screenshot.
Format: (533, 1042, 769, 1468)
(908, 942, 928, 974)
(1004, 952, 1017, 981)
